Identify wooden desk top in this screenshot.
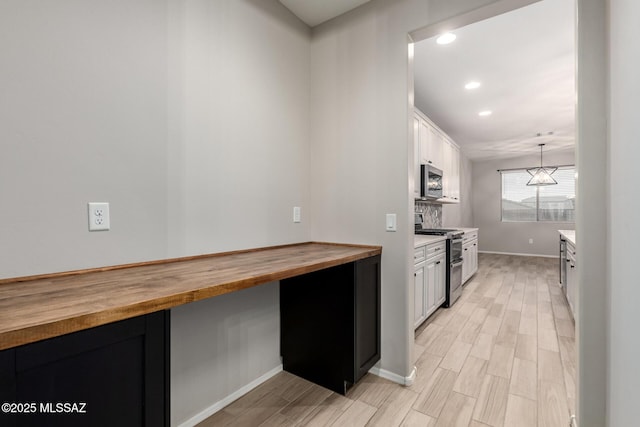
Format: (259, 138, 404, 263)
(0, 242, 382, 351)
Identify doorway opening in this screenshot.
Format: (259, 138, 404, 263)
(408, 1, 577, 425)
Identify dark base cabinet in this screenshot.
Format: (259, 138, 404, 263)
(0, 311, 169, 427)
(280, 255, 381, 395)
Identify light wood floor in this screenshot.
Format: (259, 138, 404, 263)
(197, 253, 575, 427)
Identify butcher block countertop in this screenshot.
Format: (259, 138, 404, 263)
(0, 242, 382, 351)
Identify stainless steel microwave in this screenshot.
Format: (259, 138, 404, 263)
(420, 164, 443, 200)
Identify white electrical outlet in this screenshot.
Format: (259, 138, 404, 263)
(88, 202, 110, 231)
(529, 238, 534, 244)
(293, 206, 301, 223)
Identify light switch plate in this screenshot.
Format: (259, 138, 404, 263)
(386, 213, 397, 232)
(293, 206, 301, 223)
(88, 202, 110, 231)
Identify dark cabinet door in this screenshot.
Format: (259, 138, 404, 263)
(354, 255, 381, 382)
(280, 255, 381, 395)
(0, 311, 169, 427)
(280, 262, 354, 394)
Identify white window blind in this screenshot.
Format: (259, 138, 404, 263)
(501, 167, 575, 222)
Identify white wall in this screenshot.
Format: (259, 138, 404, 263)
(471, 149, 575, 256)
(0, 0, 170, 277)
(309, 0, 539, 381)
(608, 1, 640, 425)
(166, 1, 310, 425)
(575, 1, 607, 425)
(0, 1, 310, 426)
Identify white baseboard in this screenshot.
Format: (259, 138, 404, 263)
(177, 364, 283, 427)
(369, 365, 417, 386)
(478, 250, 557, 259)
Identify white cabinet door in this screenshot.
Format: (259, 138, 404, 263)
(470, 240, 478, 277)
(427, 127, 443, 170)
(419, 120, 430, 165)
(414, 262, 427, 329)
(413, 116, 421, 198)
(425, 257, 436, 316)
(462, 241, 472, 284)
(566, 243, 576, 318)
(462, 241, 476, 284)
(442, 139, 453, 199)
(415, 244, 446, 329)
(451, 144, 460, 201)
(425, 253, 446, 318)
(434, 253, 446, 307)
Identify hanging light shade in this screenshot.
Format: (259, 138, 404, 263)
(526, 143, 557, 186)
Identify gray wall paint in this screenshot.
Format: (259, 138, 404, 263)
(608, 0, 640, 425)
(171, 282, 280, 424)
(0, 1, 310, 426)
(576, 1, 607, 424)
(471, 150, 575, 256)
(309, 0, 539, 380)
(0, 0, 170, 277)
(165, 1, 310, 424)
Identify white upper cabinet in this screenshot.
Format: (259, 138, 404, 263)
(426, 126, 443, 170)
(413, 116, 421, 198)
(414, 108, 460, 203)
(442, 137, 460, 202)
(450, 143, 460, 201)
(442, 138, 453, 199)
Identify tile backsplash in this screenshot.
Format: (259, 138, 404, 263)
(415, 202, 442, 229)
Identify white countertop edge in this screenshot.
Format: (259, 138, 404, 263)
(414, 235, 447, 248)
(457, 227, 478, 234)
(559, 229, 576, 246)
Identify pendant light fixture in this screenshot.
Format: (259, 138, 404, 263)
(526, 143, 557, 186)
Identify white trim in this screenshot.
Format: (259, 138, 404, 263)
(369, 365, 417, 386)
(478, 250, 557, 259)
(177, 364, 283, 427)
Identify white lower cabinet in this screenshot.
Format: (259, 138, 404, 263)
(414, 262, 427, 328)
(462, 231, 478, 285)
(428, 253, 446, 316)
(414, 241, 446, 329)
(566, 241, 577, 317)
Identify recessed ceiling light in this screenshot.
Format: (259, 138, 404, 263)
(478, 110, 492, 117)
(465, 81, 481, 90)
(436, 33, 456, 45)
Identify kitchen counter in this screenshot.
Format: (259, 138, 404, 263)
(457, 227, 479, 234)
(0, 242, 382, 351)
(415, 234, 447, 247)
(559, 229, 576, 245)
(414, 228, 478, 248)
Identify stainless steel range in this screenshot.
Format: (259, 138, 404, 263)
(415, 227, 464, 307)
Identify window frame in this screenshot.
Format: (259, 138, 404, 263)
(500, 166, 575, 223)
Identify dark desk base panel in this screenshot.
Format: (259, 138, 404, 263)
(280, 255, 381, 394)
(0, 311, 169, 427)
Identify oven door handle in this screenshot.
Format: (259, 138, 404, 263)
(451, 259, 464, 268)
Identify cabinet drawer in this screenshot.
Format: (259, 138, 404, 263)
(426, 242, 445, 259)
(414, 246, 427, 264)
(463, 231, 478, 243)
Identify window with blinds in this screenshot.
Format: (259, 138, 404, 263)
(501, 167, 575, 222)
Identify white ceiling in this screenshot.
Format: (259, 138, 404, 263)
(413, 0, 576, 161)
(278, 0, 371, 27)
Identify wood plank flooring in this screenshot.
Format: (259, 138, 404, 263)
(197, 253, 575, 427)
